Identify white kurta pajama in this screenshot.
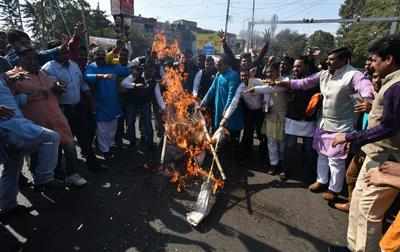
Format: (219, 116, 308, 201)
(289, 65, 374, 193)
(253, 83, 287, 166)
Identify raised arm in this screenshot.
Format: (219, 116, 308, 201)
(220, 32, 240, 71)
(252, 40, 270, 68)
(68, 24, 83, 63)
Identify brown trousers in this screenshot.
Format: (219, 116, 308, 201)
(347, 156, 399, 252)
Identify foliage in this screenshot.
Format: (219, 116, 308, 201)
(307, 30, 335, 59)
(18, 0, 116, 45)
(338, 0, 400, 66)
(0, 0, 22, 29)
(269, 29, 307, 57)
(128, 26, 153, 58)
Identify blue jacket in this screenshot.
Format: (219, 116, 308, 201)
(202, 68, 244, 131)
(84, 63, 129, 122)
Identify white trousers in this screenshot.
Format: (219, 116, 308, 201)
(97, 120, 118, 153)
(316, 154, 346, 193)
(267, 138, 284, 166)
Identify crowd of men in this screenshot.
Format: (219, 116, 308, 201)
(0, 23, 400, 252)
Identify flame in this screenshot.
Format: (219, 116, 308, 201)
(153, 33, 224, 193)
(152, 32, 181, 60)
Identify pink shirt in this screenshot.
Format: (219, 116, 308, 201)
(290, 69, 374, 158)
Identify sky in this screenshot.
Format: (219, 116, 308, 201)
(89, 0, 345, 36)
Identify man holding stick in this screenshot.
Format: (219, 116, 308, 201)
(200, 55, 243, 181)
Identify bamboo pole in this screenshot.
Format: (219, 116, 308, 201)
(198, 111, 226, 180)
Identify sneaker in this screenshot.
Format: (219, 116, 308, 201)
(65, 173, 87, 187)
(34, 179, 66, 192)
(308, 181, 328, 193)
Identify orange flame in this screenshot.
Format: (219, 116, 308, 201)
(153, 33, 224, 193)
(152, 32, 181, 60)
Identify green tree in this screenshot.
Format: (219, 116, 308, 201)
(307, 30, 335, 58)
(87, 2, 116, 38)
(128, 26, 152, 58)
(21, 0, 117, 45)
(270, 29, 307, 57)
(338, 0, 400, 66)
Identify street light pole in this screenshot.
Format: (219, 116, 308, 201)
(250, 0, 255, 49)
(224, 0, 231, 35)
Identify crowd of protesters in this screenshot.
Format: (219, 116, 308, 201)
(0, 23, 400, 252)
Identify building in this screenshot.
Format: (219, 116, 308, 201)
(131, 16, 239, 56)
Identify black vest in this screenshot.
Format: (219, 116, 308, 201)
(125, 77, 156, 105)
(286, 87, 320, 121)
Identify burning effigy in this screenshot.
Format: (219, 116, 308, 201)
(152, 33, 225, 225)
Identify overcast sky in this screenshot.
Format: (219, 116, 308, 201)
(89, 0, 344, 36)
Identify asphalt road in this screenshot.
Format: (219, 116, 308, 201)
(0, 141, 348, 252)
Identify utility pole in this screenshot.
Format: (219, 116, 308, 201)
(53, 0, 71, 36)
(224, 0, 231, 35)
(250, 0, 255, 50)
(78, 0, 89, 51)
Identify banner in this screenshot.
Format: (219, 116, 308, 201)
(196, 32, 222, 55)
(111, 0, 134, 16)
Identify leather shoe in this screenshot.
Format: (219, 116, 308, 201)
(308, 181, 327, 193)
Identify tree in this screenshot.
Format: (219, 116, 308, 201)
(87, 2, 116, 38)
(239, 29, 266, 51)
(270, 29, 307, 57)
(129, 26, 152, 58)
(21, 0, 117, 46)
(307, 30, 335, 58)
(337, 0, 400, 66)
(0, 0, 23, 29)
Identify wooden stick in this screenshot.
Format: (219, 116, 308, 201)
(198, 111, 226, 180)
(160, 133, 167, 165)
(207, 137, 221, 182)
